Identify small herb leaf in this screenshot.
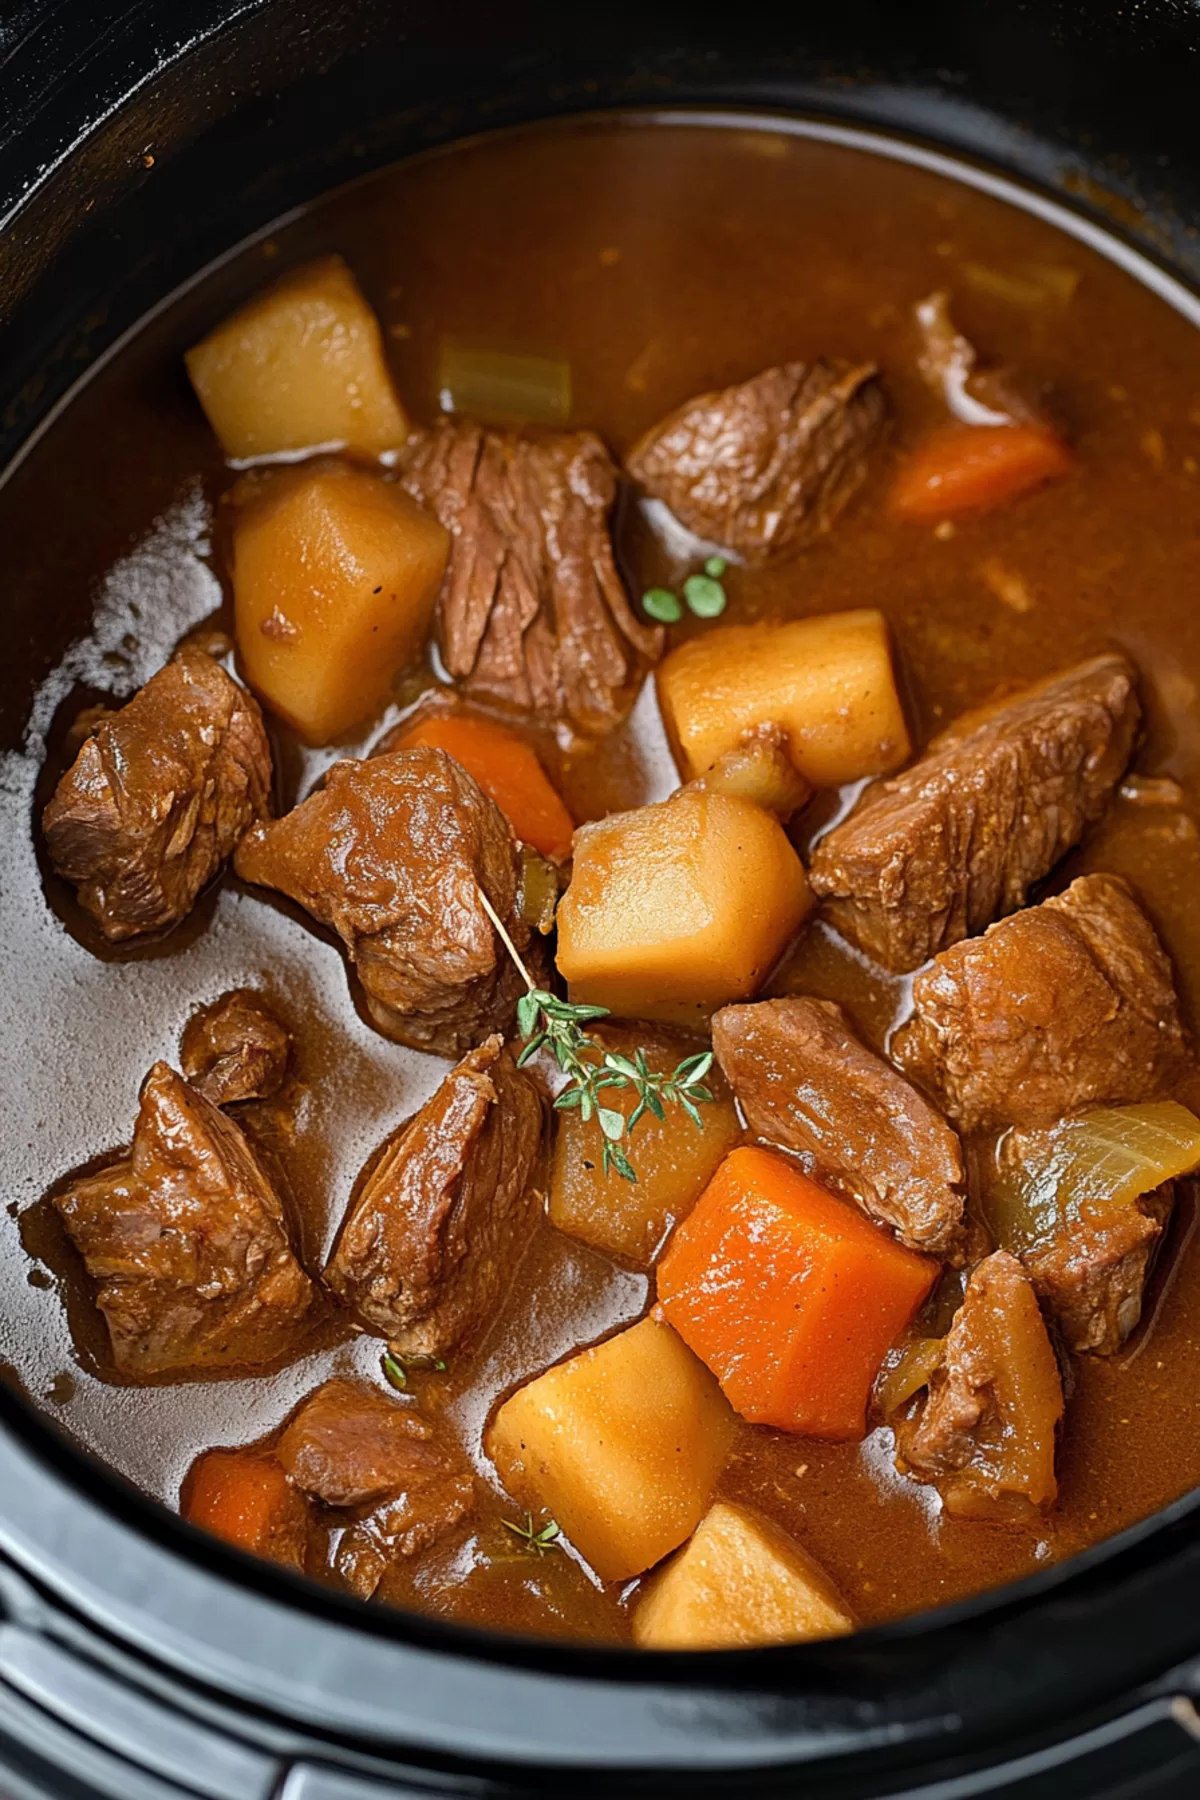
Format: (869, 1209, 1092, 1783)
(683, 572, 727, 618)
(680, 1096, 705, 1132)
(383, 1350, 447, 1392)
(502, 1512, 562, 1556)
(597, 1106, 626, 1142)
(704, 555, 729, 579)
(606, 1142, 638, 1184)
(643, 586, 683, 624)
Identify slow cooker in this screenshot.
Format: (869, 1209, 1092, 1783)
(4, 3, 1200, 1794)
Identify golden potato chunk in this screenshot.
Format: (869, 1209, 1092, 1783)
(657, 609, 910, 788)
(634, 1502, 854, 1650)
(186, 254, 408, 461)
(231, 462, 449, 744)
(487, 1315, 736, 1581)
(555, 786, 813, 1028)
(549, 1026, 742, 1265)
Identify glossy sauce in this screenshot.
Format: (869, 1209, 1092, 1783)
(3, 114, 1200, 1642)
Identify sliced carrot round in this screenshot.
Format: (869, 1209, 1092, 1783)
(891, 423, 1072, 522)
(393, 712, 575, 861)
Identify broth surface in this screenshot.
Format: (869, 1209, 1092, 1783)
(4, 113, 1200, 1642)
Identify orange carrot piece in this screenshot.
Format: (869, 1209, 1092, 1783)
(183, 1449, 308, 1567)
(393, 713, 575, 860)
(657, 1146, 937, 1440)
(891, 423, 1072, 521)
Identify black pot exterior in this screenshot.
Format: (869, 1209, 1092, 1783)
(3, 4, 1200, 1795)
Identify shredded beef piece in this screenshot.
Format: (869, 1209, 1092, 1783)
(810, 655, 1140, 972)
(180, 988, 291, 1107)
(713, 997, 965, 1257)
(234, 746, 546, 1057)
(894, 873, 1190, 1133)
(993, 1113, 1177, 1356)
(43, 648, 272, 941)
(398, 418, 661, 735)
(893, 1250, 1063, 1522)
(53, 1062, 312, 1375)
(624, 359, 886, 562)
(325, 1035, 545, 1356)
(278, 1378, 475, 1598)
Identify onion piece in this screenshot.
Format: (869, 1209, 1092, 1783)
(962, 261, 1080, 310)
(914, 291, 1012, 428)
(437, 342, 572, 427)
(989, 1100, 1200, 1256)
(875, 1337, 945, 1419)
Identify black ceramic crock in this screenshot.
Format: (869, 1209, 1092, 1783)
(4, 4, 1200, 1795)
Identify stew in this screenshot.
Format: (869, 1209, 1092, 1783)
(4, 113, 1200, 1650)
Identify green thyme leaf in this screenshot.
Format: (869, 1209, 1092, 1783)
(597, 1106, 626, 1141)
(679, 1096, 705, 1132)
(704, 555, 729, 578)
(502, 1512, 562, 1555)
(383, 1350, 446, 1392)
(643, 586, 683, 623)
(683, 572, 727, 618)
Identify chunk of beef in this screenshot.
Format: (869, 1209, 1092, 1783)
(894, 874, 1190, 1133)
(624, 359, 886, 563)
(991, 1114, 1176, 1355)
(712, 998, 965, 1257)
(809, 655, 1141, 972)
(43, 648, 272, 941)
(1023, 1182, 1175, 1356)
(398, 419, 661, 736)
(53, 1062, 312, 1375)
(893, 1250, 1063, 1522)
(325, 1035, 545, 1356)
(277, 1379, 475, 1598)
(234, 746, 546, 1056)
(180, 988, 291, 1107)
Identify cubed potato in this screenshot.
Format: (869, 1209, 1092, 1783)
(186, 254, 409, 462)
(657, 609, 911, 788)
(549, 1026, 742, 1265)
(555, 786, 813, 1028)
(232, 461, 449, 743)
(486, 1315, 736, 1581)
(634, 1501, 854, 1650)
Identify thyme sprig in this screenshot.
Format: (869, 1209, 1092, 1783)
(502, 1512, 562, 1556)
(382, 1350, 447, 1392)
(477, 887, 715, 1183)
